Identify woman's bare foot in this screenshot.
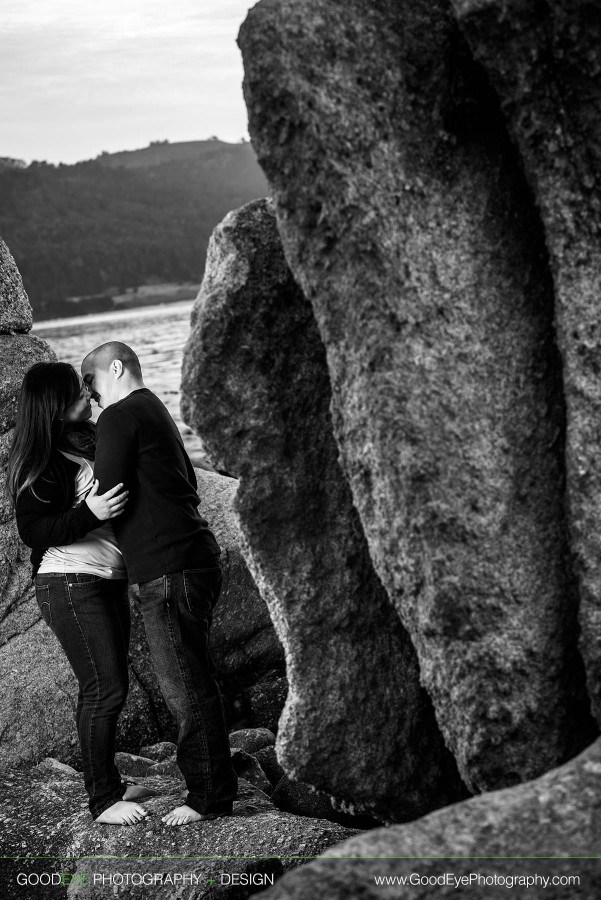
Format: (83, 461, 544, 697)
(123, 783, 158, 801)
(95, 800, 149, 825)
(161, 804, 219, 826)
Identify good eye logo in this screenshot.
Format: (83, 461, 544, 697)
(17, 873, 88, 886)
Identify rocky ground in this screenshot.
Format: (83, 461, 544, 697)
(0, 729, 369, 900)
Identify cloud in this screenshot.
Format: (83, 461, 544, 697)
(1, 0, 252, 162)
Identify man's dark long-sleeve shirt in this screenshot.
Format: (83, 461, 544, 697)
(94, 388, 220, 583)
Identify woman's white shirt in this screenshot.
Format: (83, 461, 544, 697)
(37, 451, 127, 579)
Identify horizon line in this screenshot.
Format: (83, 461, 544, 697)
(0, 135, 252, 169)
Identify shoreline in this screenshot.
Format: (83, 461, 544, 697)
(32, 298, 195, 331)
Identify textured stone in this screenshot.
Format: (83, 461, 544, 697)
(271, 775, 338, 822)
(230, 747, 274, 795)
(0, 518, 36, 643)
(252, 738, 601, 899)
(139, 741, 177, 762)
(229, 727, 276, 755)
(451, 0, 601, 729)
(0, 768, 358, 899)
(0, 237, 32, 334)
(147, 757, 184, 779)
(0, 334, 53, 434)
(31, 758, 79, 777)
(245, 675, 288, 732)
(239, 0, 593, 791)
(255, 745, 286, 789)
(113, 752, 157, 777)
(181, 198, 464, 820)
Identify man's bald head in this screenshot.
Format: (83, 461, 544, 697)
(82, 342, 143, 378)
(82, 341, 144, 409)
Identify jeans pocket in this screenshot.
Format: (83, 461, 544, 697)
(72, 573, 103, 584)
(182, 568, 222, 615)
(34, 584, 52, 627)
(66, 578, 107, 604)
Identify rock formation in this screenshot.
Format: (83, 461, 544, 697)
(181, 198, 465, 822)
(237, 0, 595, 793)
(0, 237, 32, 333)
(250, 735, 601, 899)
(451, 0, 601, 728)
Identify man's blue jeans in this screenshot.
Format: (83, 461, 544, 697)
(34, 573, 130, 819)
(136, 562, 237, 815)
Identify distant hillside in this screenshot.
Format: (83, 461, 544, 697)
(0, 140, 269, 318)
(98, 139, 243, 169)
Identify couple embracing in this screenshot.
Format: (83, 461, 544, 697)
(7, 342, 238, 826)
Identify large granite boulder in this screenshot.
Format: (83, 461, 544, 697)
(451, 0, 601, 728)
(250, 736, 601, 899)
(238, 0, 594, 791)
(0, 237, 32, 333)
(0, 767, 358, 900)
(181, 198, 465, 822)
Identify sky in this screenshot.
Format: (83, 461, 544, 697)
(2, 0, 254, 164)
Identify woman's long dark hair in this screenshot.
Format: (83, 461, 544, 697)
(6, 361, 95, 507)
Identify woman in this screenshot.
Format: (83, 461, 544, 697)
(7, 361, 151, 825)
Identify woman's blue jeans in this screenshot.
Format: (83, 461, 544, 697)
(136, 562, 237, 815)
(34, 573, 130, 819)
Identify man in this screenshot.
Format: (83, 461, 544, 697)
(82, 341, 237, 826)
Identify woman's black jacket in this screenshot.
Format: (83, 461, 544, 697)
(15, 452, 103, 579)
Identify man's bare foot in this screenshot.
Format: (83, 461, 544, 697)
(95, 800, 149, 825)
(123, 783, 158, 801)
(161, 804, 223, 826)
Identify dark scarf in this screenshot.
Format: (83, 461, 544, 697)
(55, 421, 96, 461)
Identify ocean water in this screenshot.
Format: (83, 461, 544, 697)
(32, 300, 212, 468)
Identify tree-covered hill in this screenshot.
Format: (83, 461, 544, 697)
(0, 140, 269, 318)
